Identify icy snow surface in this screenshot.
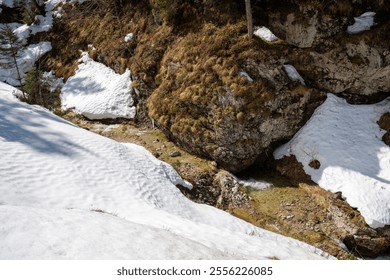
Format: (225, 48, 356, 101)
(347, 12, 376, 34)
(0, 82, 331, 259)
(283, 64, 305, 85)
(254, 26, 279, 42)
(274, 94, 390, 228)
(61, 53, 136, 119)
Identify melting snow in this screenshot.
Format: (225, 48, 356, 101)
(61, 52, 136, 119)
(254, 26, 279, 42)
(347, 12, 376, 34)
(124, 33, 134, 42)
(274, 94, 390, 228)
(283, 64, 305, 85)
(239, 70, 253, 82)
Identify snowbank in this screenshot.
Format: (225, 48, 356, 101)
(0, 81, 330, 259)
(61, 53, 136, 119)
(274, 94, 390, 228)
(347, 12, 376, 34)
(254, 26, 279, 42)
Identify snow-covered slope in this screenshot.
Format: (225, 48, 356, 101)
(274, 94, 390, 228)
(0, 82, 330, 260)
(61, 53, 136, 119)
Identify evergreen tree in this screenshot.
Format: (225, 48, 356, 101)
(0, 24, 26, 99)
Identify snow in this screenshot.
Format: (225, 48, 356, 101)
(0, 41, 52, 86)
(30, 12, 54, 35)
(0, 81, 331, 260)
(239, 70, 253, 83)
(347, 12, 376, 34)
(124, 33, 134, 42)
(13, 24, 30, 42)
(0, 0, 19, 8)
(283, 64, 305, 85)
(42, 71, 64, 92)
(254, 26, 279, 42)
(61, 53, 136, 119)
(274, 94, 390, 228)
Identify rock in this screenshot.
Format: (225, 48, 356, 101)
(214, 170, 251, 210)
(309, 159, 321, 169)
(274, 155, 313, 184)
(170, 151, 181, 157)
(273, 154, 390, 257)
(378, 113, 390, 131)
(343, 235, 390, 258)
(148, 22, 325, 173)
(290, 42, 390, 99)
(267, 0, 352, 48)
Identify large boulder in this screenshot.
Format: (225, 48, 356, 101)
(148, 23, 325, 173)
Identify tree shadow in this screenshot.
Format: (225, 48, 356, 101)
(0, 96, 94, 157)
(62, 75, 107, 97)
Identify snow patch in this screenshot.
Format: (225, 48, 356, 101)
(347, 12, 376, 34)
(61, 52, 136, 119)
(254, 26, 279, 42)
(42, 71, 64, 92)
(239, 70, 253, 83)
(274, 94, 390, 228)
(283, 64, 305, 85)
(124, 33, 134, 42)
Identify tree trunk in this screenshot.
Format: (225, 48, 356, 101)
(245, 0, 253, 39)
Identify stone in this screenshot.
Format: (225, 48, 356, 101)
(170, 151, 181, 157)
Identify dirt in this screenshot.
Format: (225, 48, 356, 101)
(378, 112, 390, 146)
